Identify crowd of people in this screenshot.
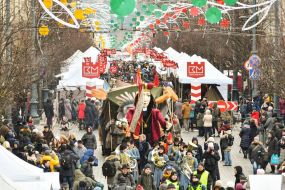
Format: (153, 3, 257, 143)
(1, 93, 285, 190)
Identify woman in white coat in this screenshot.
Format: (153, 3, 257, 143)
(203, 109, 213, 141)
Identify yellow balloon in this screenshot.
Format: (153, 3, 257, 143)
(95, 27, 101, 31)
(68, 18, 74, 24)
(70, 1, 76, 8)
(84, 7, 96, 15)
(95, 21, 101, 26)
(60, 0, 68, 5)
(39, 25, 49, 36)
(74, 9, 85, 20)
(43, 0, 53, 9)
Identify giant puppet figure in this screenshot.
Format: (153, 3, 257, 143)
(126, 83, 166, 143)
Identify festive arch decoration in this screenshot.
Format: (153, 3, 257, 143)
(37, 0, 278, 51)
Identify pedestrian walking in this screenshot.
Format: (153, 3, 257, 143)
(203, 110, 213, 141)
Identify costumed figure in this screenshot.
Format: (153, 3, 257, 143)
(126, 83, 166, 144)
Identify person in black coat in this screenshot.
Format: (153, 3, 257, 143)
(266, 131, 278, 173)
(203, 142, 220, 189)
(234, 166, 245, 186)
(58, 98, 65, 121)
(44, 99, 54, 128)
(239, 121, 251, 159)
(249, 119, 258, 143)
(59, 144, 80, 189)
(84, 99, 94, 128)
(192, 137, 203, 163)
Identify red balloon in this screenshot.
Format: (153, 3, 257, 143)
(156, 19, 161, 25)
(163, 31, 169, 36)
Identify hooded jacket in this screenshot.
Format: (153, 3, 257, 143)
(138, 171, 156, 190)
(73, 169, 97, 190)
(80, 149, 94, 164)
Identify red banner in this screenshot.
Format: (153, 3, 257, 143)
(162, 60, 177, 68)
(110, 61, 118, 74)
(82, 57, 100, 78)
(187, 61, 205, 78)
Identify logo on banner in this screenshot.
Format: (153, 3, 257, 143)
(187, 62, 205, 78)
(82, 57, 99, 79)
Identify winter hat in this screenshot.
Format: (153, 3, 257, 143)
(165, 165, 173, 171)
(33, 129, 39, 133)
(235, 183, 244, 190)
(226, 181, 235, 188)
(208, 142, 214, 149)
(207, 137, 214, 143)
(144, 164, 152, 170)
(215, 180, 223, 187)
(226, 130, 232, 135)
(167, 183, 176, 189)
(257, 168, 265, 175)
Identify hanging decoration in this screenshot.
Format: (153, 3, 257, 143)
(36, 0, 278, 52)
(110, 0, 136, 17)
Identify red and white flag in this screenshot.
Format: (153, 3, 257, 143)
(86, 82, 96, 99)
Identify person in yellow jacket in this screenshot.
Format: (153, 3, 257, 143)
(40, 149, 60, 172)
(165, 171, 180, 190)
(193, 163, 210, 190)
(187, 174, 206, 190)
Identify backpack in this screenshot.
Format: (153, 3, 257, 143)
(227, 135, 234, 146)
(61, 153, 72, 170)
(102, 160, 117, 177)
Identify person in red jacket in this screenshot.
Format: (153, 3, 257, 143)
(78, 100, 86, 130)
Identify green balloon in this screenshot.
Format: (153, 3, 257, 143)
(136, 12, 141, 16)
(132, 17, 137, 22)
(110, 0, 136, 17)
(161, 4, 168, 11)
(205, 7, 222, 24)
(154, 11, 162, 18)
(136, 21, 140, 26)
(146, 11, 152, 16)
(129, 23, 133, 27)
(140, 16, 145, 21)
(191, 0, 207, 8)
(148, 4, 157, 12)
(141, 4, 147, 11)
(224, 0, 237, 6)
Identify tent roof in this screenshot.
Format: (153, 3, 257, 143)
(57, 46, 105, 90)
(0, 145, 59, 190)
(177, 54, 233, 85)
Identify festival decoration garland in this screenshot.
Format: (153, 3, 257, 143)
(37, 0, 278, 50)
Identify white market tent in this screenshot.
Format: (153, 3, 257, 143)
(0, 145, 60, 190)
(57, 46, 104, 90)
(177, 53, 232, 84)
(156, 47, 232, 100)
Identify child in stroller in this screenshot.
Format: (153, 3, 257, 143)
(60, 116, 70, 131)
